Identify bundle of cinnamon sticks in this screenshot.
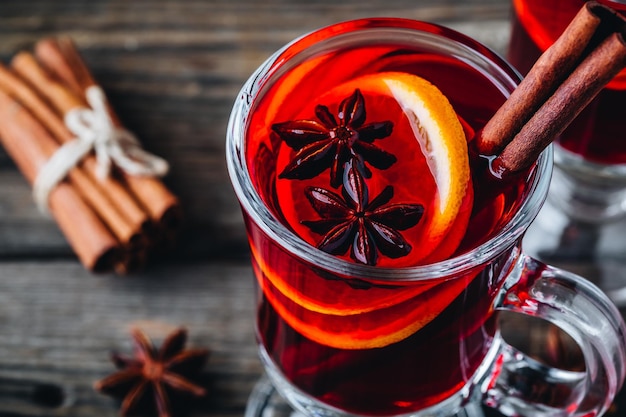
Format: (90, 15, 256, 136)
(0, 37, 182, 273)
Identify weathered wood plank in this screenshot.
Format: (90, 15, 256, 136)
(0, 3, 625, 417)
(0, 261, 261, 416)
(0, 260, 622, 416)
(0, 0, 510, 259)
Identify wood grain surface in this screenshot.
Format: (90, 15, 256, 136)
(0, 0, 512, 261)
(0, 261, 260, 416)
(0, 1, 624, 417)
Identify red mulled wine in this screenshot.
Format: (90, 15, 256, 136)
(241, 21, 531, 416)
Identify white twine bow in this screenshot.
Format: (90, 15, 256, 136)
(33, 86, 169, 213)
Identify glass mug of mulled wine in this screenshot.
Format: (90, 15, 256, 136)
(510, 0, 626, 304)
(226, 18, 626, 417)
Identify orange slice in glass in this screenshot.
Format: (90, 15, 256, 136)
(278, 71, 473, 266)
(255, 256, 473, 349)
(512, 0, 578, 52)
(262, 72, 474, 347)
(249, 242, 440, 316)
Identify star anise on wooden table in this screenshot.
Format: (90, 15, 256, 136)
(94, 327, 209, 417)
(272, 88, 397, 188)
(302, 161, 424, 265)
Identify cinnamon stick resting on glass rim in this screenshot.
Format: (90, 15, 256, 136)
(477, 1, 626, 176)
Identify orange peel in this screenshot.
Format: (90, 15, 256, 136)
(281, 72, 472, 264)
(250, 242, 439, 315)
(255, 257, 473, 350)
(260, 71, 475, 348)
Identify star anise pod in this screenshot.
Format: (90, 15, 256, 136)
(302, 161, 424, 265)
(273, 88, 397, 188)
(94, 327, 209, 417)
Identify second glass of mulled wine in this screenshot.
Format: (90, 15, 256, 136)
(227, 18, 626, 417)
(510, 0, 626, 304)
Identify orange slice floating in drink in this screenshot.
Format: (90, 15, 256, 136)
(278, 71, 473, 266)
(249, 242, 440, 316)
(260, 71, 476, 348)
(512, 0, 571, 52)
(264, 46, 396, 129)
(254, 255, 473, 349)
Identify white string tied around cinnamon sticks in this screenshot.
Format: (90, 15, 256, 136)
(33, 85, 170, 213)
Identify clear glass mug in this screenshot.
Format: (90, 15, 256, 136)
(226, 18, 626, 417)
(509, 0, 626, 305)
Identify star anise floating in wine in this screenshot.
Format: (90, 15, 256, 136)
(273, 88, 397, 188)
(94, 327, 209, 417)
(302, 161, 424, 265)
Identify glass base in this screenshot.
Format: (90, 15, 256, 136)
(523, 150, 626, 307)
(523, 194, 626, 307)
(244, 376, 504, 417)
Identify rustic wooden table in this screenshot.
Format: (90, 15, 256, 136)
(0, 1, 624, 416)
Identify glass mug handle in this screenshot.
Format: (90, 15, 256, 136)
(480, 254, 626, 417)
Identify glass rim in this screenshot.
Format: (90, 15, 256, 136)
(226, 17, 554, 281)
(554, 144, 626, 182)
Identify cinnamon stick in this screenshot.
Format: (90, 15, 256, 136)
(477, 1, 626, 175)
(0, 35, 181, 272)
(0, 90, 120, 272)
(494, 32, 626, 174)
(35, 37, 96, 100)
(34, 37, 182, 235)
(3, 58, 147, 252)
(0, 57, 149, 233)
